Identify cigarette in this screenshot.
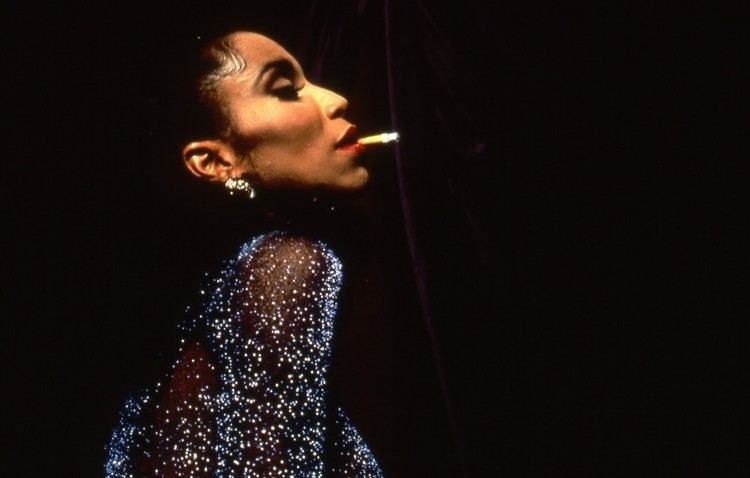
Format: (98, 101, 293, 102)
(357, 132, 400, 145)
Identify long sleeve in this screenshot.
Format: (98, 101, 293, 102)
(206, 232, 342, 477)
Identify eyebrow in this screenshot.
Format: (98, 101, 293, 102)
(253, 59, 298, 88)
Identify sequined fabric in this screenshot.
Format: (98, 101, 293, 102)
(105, 232, 383, 477)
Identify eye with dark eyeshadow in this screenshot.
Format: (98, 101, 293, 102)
(272, 84, 302, 101)
(265, 62, 304, 101)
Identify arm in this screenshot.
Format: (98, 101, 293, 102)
(207, 232, 342, 476)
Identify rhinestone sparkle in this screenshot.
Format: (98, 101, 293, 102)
(105, 232, 383, 477)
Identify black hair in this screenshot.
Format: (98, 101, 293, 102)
(178, 34, 247, 144)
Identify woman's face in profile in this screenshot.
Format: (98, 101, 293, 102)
(213, 32, 368, 192)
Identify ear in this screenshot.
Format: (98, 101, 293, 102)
(182, 140, 242, 183)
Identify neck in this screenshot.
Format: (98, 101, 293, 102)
(231, 188, 370, 255)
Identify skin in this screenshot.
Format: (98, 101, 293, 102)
(183, 32, 369, 192)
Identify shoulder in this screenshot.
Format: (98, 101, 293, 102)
(233, 231, 342, 283)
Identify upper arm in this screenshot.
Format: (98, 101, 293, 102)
(202, 233, 343, 474)
(231, 233, 343, 344)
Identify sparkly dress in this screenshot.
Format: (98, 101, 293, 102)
(105, 231, 383, 477)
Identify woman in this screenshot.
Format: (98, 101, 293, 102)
(105, 31, 384, 478)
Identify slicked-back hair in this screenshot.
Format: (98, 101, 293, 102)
(195, 37, 246, 139)
(174, 35, 247, 146)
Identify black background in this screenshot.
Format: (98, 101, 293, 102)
(4, 1, 740, 476)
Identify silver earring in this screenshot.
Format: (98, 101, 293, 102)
(224, 177, 256, 199)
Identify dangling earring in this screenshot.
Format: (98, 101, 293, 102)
(225, 177, 256, 199)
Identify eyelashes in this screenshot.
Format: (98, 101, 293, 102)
(271, 84, 302, 101)
(267, 70, 304, 101)
(263, 61, 305, 101)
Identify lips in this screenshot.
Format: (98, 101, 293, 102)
(335, 124, 359, 149)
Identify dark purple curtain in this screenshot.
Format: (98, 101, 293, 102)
(289, 3, 504, 476)
(291, 3, 494, 476)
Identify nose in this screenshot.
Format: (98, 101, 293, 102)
(310, 83, 348, 119)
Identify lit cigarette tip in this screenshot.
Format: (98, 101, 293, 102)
(357, 132, 400, 145)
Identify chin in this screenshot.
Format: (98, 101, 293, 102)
(320, 170, 370, 197)
(342, 169, 370, 191)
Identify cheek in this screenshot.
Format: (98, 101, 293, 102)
(227, 98, 344, 188)
(245, 103, 324, 153)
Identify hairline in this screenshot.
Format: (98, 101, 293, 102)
(199, 36, 247, 94)
(196, 35, 248, 141)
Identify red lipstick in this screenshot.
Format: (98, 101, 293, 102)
(335, 125, 360, 150)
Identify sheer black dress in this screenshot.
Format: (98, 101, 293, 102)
(105, 230, 383, 477)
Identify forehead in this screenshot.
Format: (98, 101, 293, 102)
(227, 32, 300, 73)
